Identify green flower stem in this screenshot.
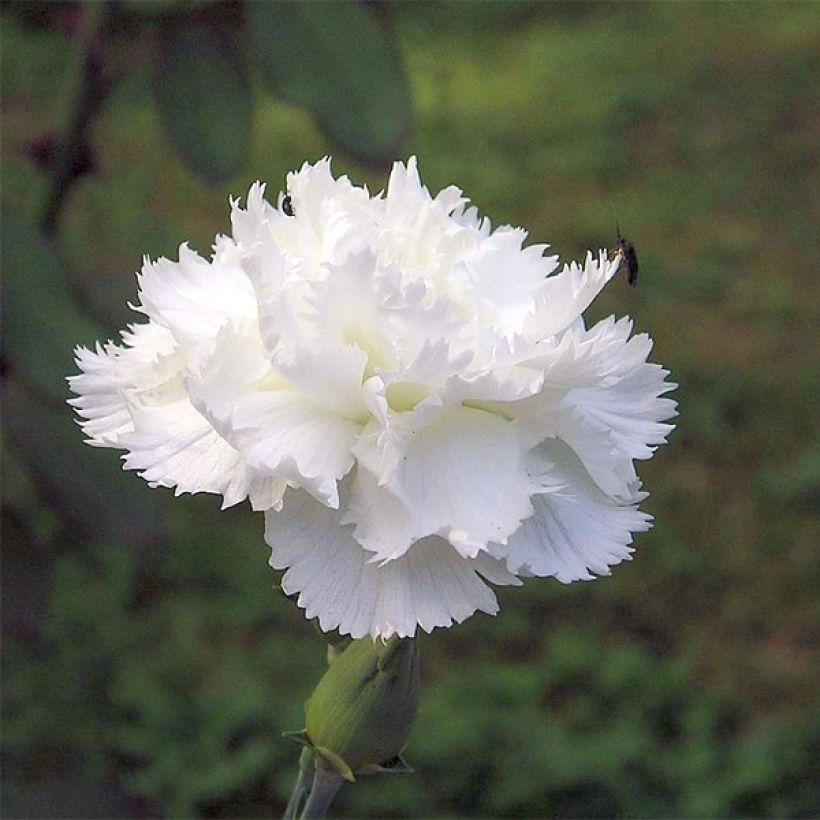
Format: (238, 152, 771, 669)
(283, 747, 315, 820)
(299, 761, 344, 820)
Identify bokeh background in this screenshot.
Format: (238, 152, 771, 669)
(2, 2, 819, 818)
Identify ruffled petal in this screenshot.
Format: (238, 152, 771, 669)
(229, 181, 281, 256)
(136, 244, 257, 353)
(526, 250, 620, 340)
(560, 316, 678, 459)
(282, 157, 376, 268)
(69, 342, 132, 447)
(462, 227, 559, 334)
(266, 487, 520, 639)
(351, 405, 535, 560)
(304, 251, 467, 378)
(71, 319, 284, 511)
(552, 317, 676, 500)
(68, 321, 181, 447)
(228, 184, 289, 356)
(499, 441, 652, 582)
(122, 398, 286, 511)
(229, 394, 361, 508)
(553, 411, 641, 501)
(185, 320, 275, 436)
(342, 463, 416, 557)
(484, 316, 676, 501)
(191, 327, 369, 508)
(376, 157, 477, 278)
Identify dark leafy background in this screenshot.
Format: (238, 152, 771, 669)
(2, 1, 819, 818)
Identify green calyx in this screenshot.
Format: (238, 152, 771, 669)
(289, 636, 419, 782)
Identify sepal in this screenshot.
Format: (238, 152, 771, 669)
(358, 753, 414, 776)
(282, 729, 312, 749)
(303, 637, 419, 778)
(314, 745, 356, 783)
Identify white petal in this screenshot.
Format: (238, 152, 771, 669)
(384, 156, 428, 217)
(490, 316, 676, 501)
(554, 411, 640, 500)
(229, 184, 289, 356)
(462, 227, 559, 334)
(122, 398, 285, 511)
(187, 320, 368, 508)
(230, 181, 281, 254)
(553, 317, 676, 499)
(304, 251, 466, 378)
(69, 342, 132, 446)
(275, 341, 370, 422)
(562, 318, 678, 461)
(230, 393, 360, 508)
(185, 320, 274, 436)
(352, 405, 535, 560)
(451, 202, 491, 236)
(526, 250, 620, 339)
(136, 244, 257, 353)
(68, 321, 180, 447)
(283, 157, 375, 268)
(236, 349, 367, 507)
(501, 441, 652, 582)
(377, 157, 477, 278)
(266, 488, 520, 639)
(342, 463, 416, 557)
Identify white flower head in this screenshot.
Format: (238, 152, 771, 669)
(69, 157, 676, 640)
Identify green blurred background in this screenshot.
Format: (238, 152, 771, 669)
(2, 2, 819, 817)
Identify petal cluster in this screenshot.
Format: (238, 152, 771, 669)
(69, 157, 676, 639)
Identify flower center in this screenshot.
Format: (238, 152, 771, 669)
(341, 326, 393, 380)
(385, 382, 432, 412)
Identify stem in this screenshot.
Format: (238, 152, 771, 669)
(299, 764, 344, 820)
(282, 748, 314, 820)
(40, 0, 109, 236)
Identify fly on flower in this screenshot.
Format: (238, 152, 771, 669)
(69, 157, 676, 640)
(615, 220, 639, 286)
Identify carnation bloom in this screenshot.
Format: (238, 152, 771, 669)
(69, 157, 676, 639)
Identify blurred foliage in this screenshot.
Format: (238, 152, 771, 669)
(2, 1, 819, 818)
(153, 14, 253, 183)
(1, 206, 102, 401)
(249, 3, 412, 167)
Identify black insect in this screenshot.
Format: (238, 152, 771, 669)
(282, 195, 294, 217)
(615, 219, 639, 287)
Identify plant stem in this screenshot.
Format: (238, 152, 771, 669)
(282, 747, 314, 820)
(299, 764, 344, 820)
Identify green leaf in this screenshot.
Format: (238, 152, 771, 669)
(153, 19, 252, 183)
(1, 206, 103, 402)
(249, 2, 412, 167)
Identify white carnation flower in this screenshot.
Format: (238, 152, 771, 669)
(69, 157, 676, 640)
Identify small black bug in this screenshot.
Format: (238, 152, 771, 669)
(282, 195, 294, 217)
(614, 219, 638, 287)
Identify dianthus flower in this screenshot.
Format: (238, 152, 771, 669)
(70, 158, 676, 639)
